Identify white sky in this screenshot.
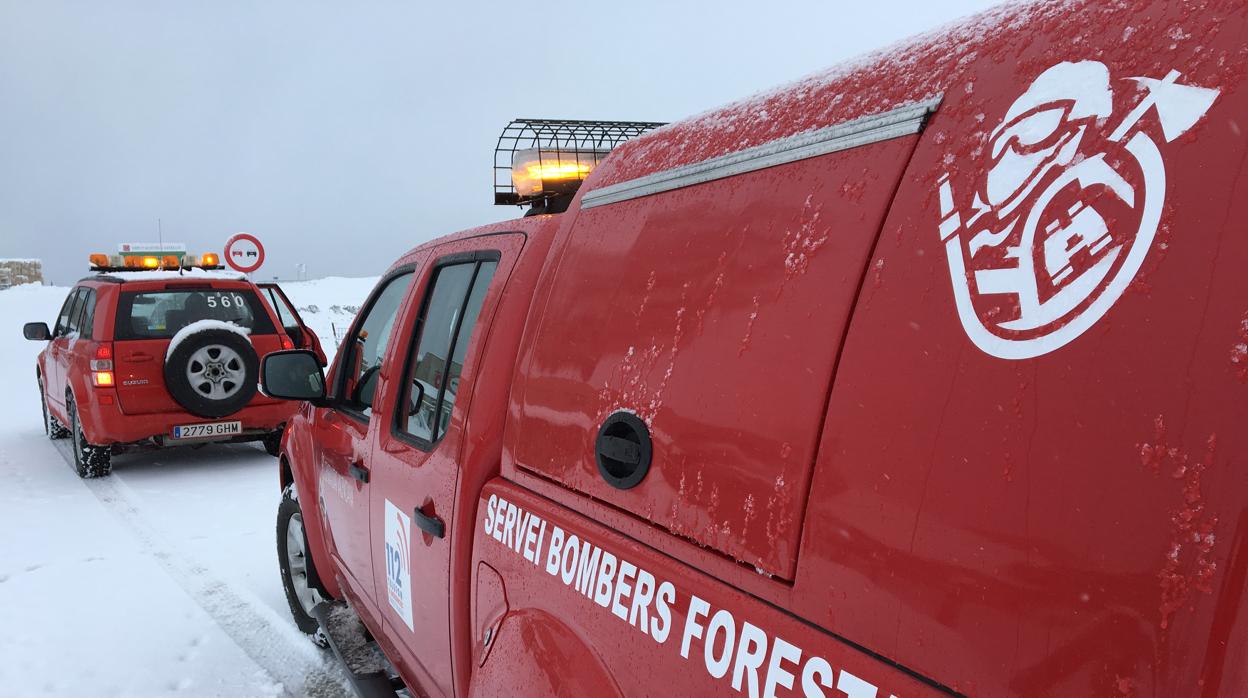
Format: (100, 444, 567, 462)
(0, 0, 1005, 284)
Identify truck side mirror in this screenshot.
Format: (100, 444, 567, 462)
(23, 322, 50, 341)
(261, 350, 328, 404)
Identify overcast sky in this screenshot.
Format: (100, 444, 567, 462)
(1, 0, 1004, 284)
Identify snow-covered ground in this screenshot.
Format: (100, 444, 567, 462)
(0, 277, 376, 697)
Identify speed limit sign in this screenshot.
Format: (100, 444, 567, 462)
(224, 233, 265, 274)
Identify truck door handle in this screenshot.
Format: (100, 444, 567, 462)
(348, 461, 369, 484)
(413, 508, 445, 539)
(127, 352, 154, 362)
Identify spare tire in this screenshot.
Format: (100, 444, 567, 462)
(164, 329, 259, 418)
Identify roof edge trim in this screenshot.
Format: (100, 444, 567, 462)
(581, 95, 943, 210)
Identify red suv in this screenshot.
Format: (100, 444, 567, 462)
(24, 268, 325, 477)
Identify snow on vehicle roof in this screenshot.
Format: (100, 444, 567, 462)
(589, 0, 1082, 189)
(97, 269, 248, 282)
(166, 319, 252, 361)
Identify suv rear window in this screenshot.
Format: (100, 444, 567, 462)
(114, 289, 276, 340)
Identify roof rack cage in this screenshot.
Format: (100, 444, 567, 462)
(493, 118, 666, 206)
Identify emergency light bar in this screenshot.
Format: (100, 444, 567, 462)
(511, 148, 609, 198)
(88, 251, 223, 272)
(494, 119, 665, 207)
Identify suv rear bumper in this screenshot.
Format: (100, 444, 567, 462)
(75, 390, 295, 446)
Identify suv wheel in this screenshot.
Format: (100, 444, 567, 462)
(67, 393, 112, 478)
(164, 329, 259, 419)
(40, 378, 70, 440)
(277, 486, 326, 642)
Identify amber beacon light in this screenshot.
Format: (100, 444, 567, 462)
(494, 118, 665, 212)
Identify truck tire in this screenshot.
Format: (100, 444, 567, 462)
(277, 486, 326, 641)
(262, 428, 283, 458)
(164, 329, 259, 419)
(68, 393, 112, 478)
(40, 377, 70, 439)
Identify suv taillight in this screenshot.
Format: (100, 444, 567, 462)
(91, 342, 114, 387)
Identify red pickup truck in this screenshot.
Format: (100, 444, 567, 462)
(261, 1, 1248, 695)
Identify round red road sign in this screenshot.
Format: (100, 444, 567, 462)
(224, 233, 265, 274)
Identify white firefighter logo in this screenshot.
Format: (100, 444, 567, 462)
(937, 61, 1219, 359)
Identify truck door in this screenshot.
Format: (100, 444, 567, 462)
(313, 269, 416, 606)
(368, 236, 520, 696)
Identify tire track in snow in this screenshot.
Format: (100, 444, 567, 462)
(57, 442, 350, 697)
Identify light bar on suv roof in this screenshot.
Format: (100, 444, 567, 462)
(88, 252, 224, 272)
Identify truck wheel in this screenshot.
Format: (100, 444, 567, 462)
(277, 487, 326, 641)
(262, 429, 283, 458)
(40, 378, 70, 439)
(164, 329, 259, 419)
(68, 393, 112, 478)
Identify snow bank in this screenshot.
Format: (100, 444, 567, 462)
(165, 319, 252, 361)
(0, 284, 71, 401)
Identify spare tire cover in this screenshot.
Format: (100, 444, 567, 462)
(164, 329, 259, 419)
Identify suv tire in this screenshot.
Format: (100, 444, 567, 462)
(40, 377, 70, 440)
(164, 329, 259, 419)
(277, 486, 327, 642)
(68, 393, 112, 478)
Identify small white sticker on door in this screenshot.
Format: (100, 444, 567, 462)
(384, 499, 414, 631)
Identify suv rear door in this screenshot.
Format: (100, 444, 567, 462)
(111, 283, 279, 415)
(367, 235, 520, 695)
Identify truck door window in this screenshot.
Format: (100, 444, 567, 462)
(398, 259, 497, 444)
(338, 271, 413, 417)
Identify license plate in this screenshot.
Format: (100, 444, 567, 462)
(171, 421, 242, 440)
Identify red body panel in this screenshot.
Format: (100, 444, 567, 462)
(507, 137, 919, 580)
(470, 481, 943, 698)
(316, 407, 378, 599)
(279, 1, 1248, 696)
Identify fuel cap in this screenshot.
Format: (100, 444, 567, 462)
(594, 411, 652, 490)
